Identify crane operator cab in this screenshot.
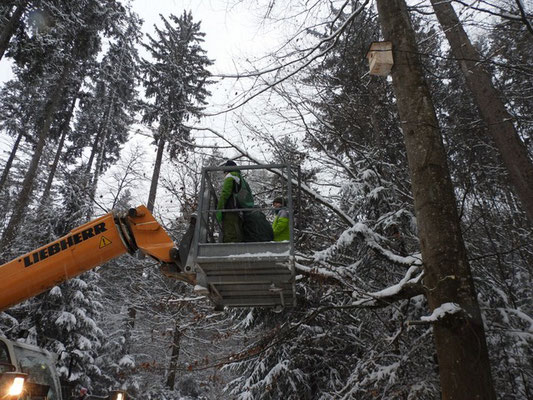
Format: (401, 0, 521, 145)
(0, 337, 61, 399)
(181, 163, 297, 311)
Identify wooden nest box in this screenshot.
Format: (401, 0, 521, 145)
(366, 41, 393, 76)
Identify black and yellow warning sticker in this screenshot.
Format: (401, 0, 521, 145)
(99, 236, 112, 248)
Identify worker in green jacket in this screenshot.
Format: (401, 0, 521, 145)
(216, 160, 254, 242)
(272, 197, 290, 241)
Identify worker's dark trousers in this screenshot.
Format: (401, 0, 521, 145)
(222, 212, 243, 242)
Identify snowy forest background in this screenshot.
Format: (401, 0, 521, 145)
(0, 0, 532, 399)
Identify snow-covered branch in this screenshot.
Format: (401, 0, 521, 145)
(352, 265, 425, 307)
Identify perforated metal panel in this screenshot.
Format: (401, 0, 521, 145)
(195, 241, 295, 307)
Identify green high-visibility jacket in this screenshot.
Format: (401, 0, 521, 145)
(272, 207, 290, 241)
(217, 171, 254, 212)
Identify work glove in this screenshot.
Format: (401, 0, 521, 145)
(216, 211, 222, 223)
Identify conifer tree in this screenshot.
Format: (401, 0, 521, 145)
(224, 7, 428, 397)
(70, 9, 142, 215)
(0, 77, 40, 193)
(430, 0, 533, 223)
(140, 11, 212, 211)
(0, 0, 132, 252)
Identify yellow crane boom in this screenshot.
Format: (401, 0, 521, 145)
(0, 205, 193, 311)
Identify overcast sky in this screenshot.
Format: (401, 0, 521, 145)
(134, 0, 265, 71)
(0, 1, 276, 83)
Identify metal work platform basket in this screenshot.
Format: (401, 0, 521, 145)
(184, 164, 296, 309)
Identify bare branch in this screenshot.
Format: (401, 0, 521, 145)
(515, 0, 533, 36)
(205, 0, 370, 116)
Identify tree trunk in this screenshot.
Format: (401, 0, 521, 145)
(430, 0, 533, 224)
(85, 95, 114, 175)
(90, 125, 110, 185)
(0, 64, 71, 252)
(374, 1, 496, 399)
(0, 130, 23, 192)
(85, 95, 116, 218)
(85, 127, 102, 175)
(91, 98, 115, 184)
(165, 321, 181, 390)
(123, 306, 136, 355)
(86, 50, 123, 176)
(40, 94, 78, 203)
(0, 1, 26, 62)
(146, 134, 166, 212)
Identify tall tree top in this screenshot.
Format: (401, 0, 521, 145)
(141, 11, 213, 158)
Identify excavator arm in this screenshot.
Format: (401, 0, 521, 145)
(0, 205, 195, 311)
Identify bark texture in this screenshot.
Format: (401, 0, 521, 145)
(374, 0, 496, 399)
(430, 0, 533, 224)
(0, 130, 23, 192)
(146, 135, 165, 212)
(165, 321, 182, 390)
(86, 93, 115, 176)
(123, 306, 136, 355)
(41, 94, 78, 203)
